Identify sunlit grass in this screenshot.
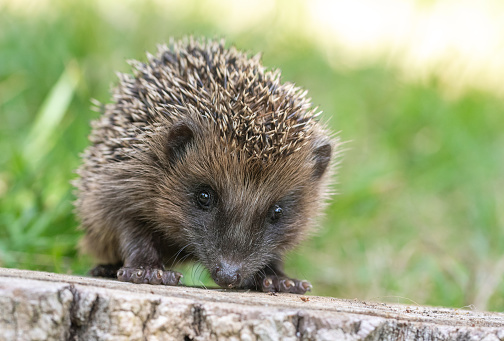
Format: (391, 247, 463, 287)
(0, 0, 503, 311)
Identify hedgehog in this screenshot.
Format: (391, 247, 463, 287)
(74, 37, 339, 294)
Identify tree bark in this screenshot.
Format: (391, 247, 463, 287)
(0, 267, 503, 341)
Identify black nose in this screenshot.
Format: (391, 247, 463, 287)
(212, 260, 242, 288)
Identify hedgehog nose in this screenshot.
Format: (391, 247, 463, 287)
(212, 261, 242, 288)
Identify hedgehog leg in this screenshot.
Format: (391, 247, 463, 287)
(249, 260, 312, 294)
(115, 229, 182, 286)
(90, 263, 123, 278)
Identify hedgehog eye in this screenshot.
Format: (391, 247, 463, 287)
(269, 205, 283, 224)
(196, 190, 212, 209)
(195, 186, 217, 210)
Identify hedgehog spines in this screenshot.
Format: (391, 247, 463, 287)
(89, 37, 325, 165)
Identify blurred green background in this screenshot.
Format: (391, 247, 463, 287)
(1, 0, 503, 311)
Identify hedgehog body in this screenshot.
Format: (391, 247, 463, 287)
(75, 38, 338, 293)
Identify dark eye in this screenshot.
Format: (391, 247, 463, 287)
(196, 190, 212, 209)
(269, 205, 283, 224)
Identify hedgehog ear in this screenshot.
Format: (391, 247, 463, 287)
(312, 143, 332, 179)
(165, 121, 195, 165)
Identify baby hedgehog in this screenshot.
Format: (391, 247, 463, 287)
(75, 38, 338, 294)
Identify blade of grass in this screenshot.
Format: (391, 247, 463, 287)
(23, 60, 80, 168)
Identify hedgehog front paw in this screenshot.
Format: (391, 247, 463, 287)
(261, 275, 312, 294)
(117, 267, 183, 285)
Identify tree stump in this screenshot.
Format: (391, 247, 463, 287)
(0, 267, 503, 340)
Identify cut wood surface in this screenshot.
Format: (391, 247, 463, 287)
(0, 267, 503, 340)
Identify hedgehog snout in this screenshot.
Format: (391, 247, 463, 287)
(211, 260, 243, 288)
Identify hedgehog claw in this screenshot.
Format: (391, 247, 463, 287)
(117, 267, 182, 286)
(259, 275, 312, 294)
(300, 280, 312, 292)
(262, 277, 275, 292)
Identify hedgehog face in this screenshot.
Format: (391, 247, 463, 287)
(152, 120, 332, 288)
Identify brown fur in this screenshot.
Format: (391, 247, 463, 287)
(74, 37, 339, 290)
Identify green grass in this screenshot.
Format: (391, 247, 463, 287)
(1, 0, 503, 311)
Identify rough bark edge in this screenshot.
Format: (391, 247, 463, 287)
(1, 268, 504, 341)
